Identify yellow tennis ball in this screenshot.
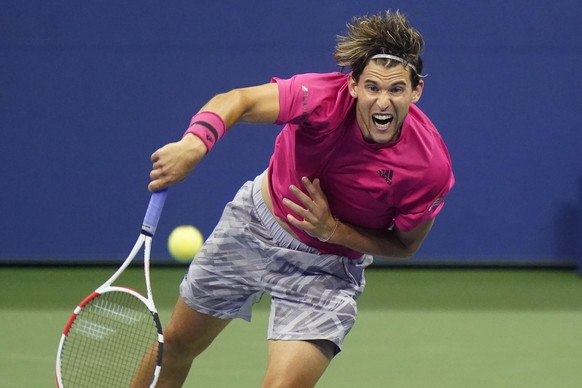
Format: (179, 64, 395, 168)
(168, 225, 204, 262)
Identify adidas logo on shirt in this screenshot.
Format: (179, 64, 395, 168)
(377, 169, 394, 185)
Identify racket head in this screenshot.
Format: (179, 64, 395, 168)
(56, 288, 163, 387)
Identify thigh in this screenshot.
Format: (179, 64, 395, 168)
(265, 254, 371, 354)
(262, 339, 334, 388)
(164, 297, 231, 357)
(180, 179, 269, 321)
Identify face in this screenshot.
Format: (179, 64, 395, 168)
(348, 61, 423, 144)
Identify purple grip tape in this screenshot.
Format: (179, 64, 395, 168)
(141, 189, 168, 236)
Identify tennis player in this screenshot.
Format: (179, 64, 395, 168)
(146, 10, 454, 387)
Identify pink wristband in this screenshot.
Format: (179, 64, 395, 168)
(183, 111, 226, 152)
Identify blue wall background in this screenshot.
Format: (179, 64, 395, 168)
(1, 0, 581, 265)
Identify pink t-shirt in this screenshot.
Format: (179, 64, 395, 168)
(268, 72, 454, 259)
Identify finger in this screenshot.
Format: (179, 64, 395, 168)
(282, 197, 314, 223)
(285, 214, 303, 231)
(152, 160, 163, 170)
(311, 178, 328, 201)
(148, 179, 163, 192)
(289, 184, 316, 212)
(285, 213, 314, 233)
(286, 213, 321, 239)
(285, 213, 301, 226)
(300, 176, 318, 197)
(150, 168, 162, 180)
(302, 177, 329, 205)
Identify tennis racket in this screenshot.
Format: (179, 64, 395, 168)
(56, 189, 168, 388)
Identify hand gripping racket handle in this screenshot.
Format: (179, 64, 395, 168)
(141, 189, 168, 236)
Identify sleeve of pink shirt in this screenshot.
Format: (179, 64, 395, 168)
(271, 72, 352, 130)
(395, 180, 454, 231)
(394, 138, 455, 232)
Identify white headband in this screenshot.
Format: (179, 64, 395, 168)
(370, 54, 426, 78)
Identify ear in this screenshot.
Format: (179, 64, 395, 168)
(411, 79, 424, 103)
(348, 75, 358, 98)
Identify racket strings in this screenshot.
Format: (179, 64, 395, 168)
(59, 291, 160, 387)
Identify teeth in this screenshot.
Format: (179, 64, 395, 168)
(373, 114, 393, 126)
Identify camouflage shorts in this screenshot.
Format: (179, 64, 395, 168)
(180, 172, 372, 353)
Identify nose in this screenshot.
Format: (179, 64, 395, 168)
(376, 92, 390, 110)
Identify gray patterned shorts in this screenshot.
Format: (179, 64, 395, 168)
(179, 172, 372, 353)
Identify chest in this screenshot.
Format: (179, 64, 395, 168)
(296, 127, 421, 229)
(319, 149, 411, 228)
(289, 113, 433, 229)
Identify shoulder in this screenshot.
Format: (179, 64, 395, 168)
(272, 71, 349, 85)
(404, 105, 451, 162)
(271, 72, 350, 97)
(271, 72, 354, 127)
(406, 104, 438, 135)
(399, 105, 454, 201)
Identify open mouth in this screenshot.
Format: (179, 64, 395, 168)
(372, 114, 393, 128)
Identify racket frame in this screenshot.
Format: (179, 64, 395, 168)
(56, 190, 168, 388)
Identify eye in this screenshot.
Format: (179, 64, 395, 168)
(365, 84, 379, 93)
(390, 86, 405, 95)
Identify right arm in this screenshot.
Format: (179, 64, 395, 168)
(148, 83, 279, 191)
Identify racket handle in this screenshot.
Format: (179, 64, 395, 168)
(142, 189, 168, 236)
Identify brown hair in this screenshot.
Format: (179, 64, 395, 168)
(334, 10, 425, 86)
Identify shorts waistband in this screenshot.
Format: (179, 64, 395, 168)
(251, 172, 319, 254)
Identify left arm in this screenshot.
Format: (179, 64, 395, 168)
(330, 218, 434, 259)
(283, 177, 434, 259)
